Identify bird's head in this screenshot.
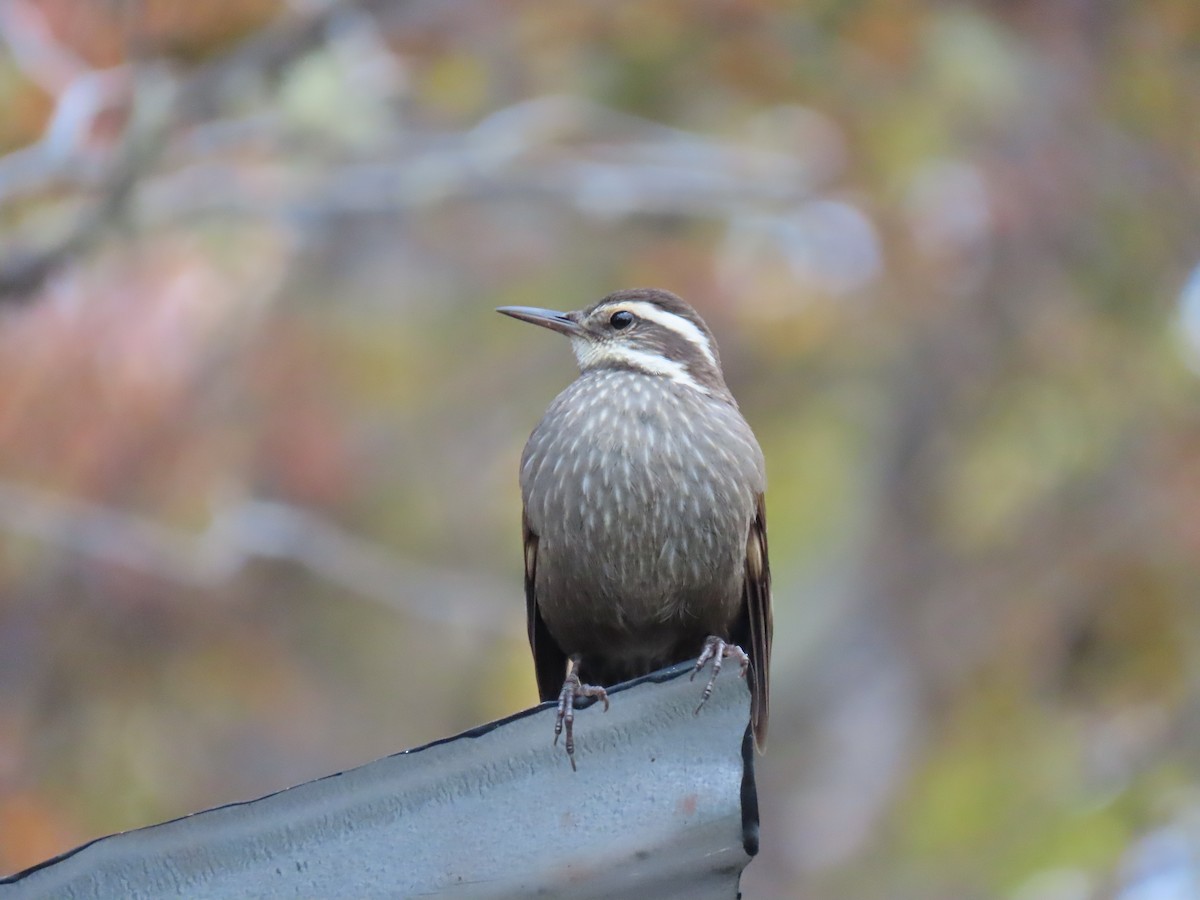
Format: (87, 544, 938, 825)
(497, 288, 730, 398)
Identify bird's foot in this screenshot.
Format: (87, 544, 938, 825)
(554, 656, 609, 771)
(690, 635, 750, 715)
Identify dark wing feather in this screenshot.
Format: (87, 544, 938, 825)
(523, 509, 567, 702)
(745, 493, 773, 749)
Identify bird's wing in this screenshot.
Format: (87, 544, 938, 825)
(523, 508, 568, 702)
(745, 493, 773, 749)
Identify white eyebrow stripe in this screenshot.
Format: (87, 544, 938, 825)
(571, 340, 712, 396)
(609, 301, 717, 367)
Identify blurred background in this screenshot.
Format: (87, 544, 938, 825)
(0, 1, 1198, 897)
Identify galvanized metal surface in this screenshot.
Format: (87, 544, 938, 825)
(1, 662, 757, 899)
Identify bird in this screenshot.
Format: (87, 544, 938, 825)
(497, 287, 771, 769)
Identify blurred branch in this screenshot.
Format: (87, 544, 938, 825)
(0, 0, 89, 94)
(0, 0, 398, 301)
(125, 94, 860, 299)
(0, 480, 518, 635)
(0, 73, 164, 298)
(135, 147, 817, 223)
(1, 0, 855, 301)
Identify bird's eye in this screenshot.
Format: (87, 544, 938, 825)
(610, 311, 634, 330)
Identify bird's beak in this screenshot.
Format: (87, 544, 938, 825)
(496, 306, 583, 337)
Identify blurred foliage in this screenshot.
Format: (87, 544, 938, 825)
(1, 1, 1199, 898)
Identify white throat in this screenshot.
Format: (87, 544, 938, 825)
(570, 338, 712, 396)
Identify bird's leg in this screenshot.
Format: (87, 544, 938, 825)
(554, 654, 609, 771)
(690, 635, 750, 715)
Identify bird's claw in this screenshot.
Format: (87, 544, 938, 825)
(690, 635, 749, 715)
(554, 660, 609, 771)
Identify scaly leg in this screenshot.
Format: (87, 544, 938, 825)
(690, 635, 749, 715)
(555, 655, 609, 771)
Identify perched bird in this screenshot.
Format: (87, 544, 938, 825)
(498, 288, 771, 768)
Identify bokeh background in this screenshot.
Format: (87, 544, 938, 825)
(1, 2, 1199, 897)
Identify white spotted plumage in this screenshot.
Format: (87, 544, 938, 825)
(520, 367, 764, 668)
